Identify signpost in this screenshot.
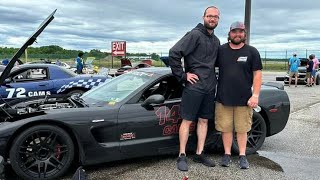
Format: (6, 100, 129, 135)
(244, 0, 251, 45)
(111, 41, 126, 68)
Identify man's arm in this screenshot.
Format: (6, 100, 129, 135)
(247, 70, 262, 108)
(252, 70, 262, 96)
(169, 31, 199, 84)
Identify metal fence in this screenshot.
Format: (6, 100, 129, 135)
(1, 49, 320, 70)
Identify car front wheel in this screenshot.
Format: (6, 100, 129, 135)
(231, 112, 267, 155)
(10, 125, 74, 180)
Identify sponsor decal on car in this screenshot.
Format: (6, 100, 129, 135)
(120, 132, 136, 140)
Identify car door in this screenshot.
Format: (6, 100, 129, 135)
(0, 67, 53, 100)
(117, 76, 197, 158)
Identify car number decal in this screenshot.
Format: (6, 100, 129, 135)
(6, 88, 26, 98)
(5, 88, 51, 98)
(155, 105, 195, 136)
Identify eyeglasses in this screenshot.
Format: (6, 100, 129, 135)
(205, 15, 220, 20)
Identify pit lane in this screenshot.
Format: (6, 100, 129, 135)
(5, 71, 320, 180)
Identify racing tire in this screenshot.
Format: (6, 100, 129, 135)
(275, 76, 285, 81)
(67, 89, 85, 97)
(10, 125, 74, 180)
(231, 112, 267, 155)
(316, 75, 320, 85)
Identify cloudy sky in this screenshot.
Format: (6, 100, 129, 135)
(0, 0, 319, 55)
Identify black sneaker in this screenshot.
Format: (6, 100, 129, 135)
(220, 154, 231, 167)
(193, 153, 215, 167)
(239, 155, 249, 169)
(177, 154, 188, 171)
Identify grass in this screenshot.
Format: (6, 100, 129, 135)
(19, 58, 288, 71)
(261, 61, 288, 71)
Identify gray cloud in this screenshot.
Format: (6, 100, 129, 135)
(0, 0, 319, 54)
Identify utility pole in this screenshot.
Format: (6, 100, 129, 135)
(244, 0, 251, 45)
(25, 49, 28, 63)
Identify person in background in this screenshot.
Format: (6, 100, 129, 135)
(215, 21, 262, 169)
(2, 58, 9, 66)
(311, 54, 319, 86)
(306, 55, 314, 87)
(76, 52, 84, 74)
(288, 53, 300, 87)
(169, 6, 220, 171)
(56, 59, 62, 66)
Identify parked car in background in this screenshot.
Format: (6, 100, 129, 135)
(276, 58, 320, 85)
(0, 63, 109, 102)
(28, 59, 72, 69)
(115, 58, 152, 76)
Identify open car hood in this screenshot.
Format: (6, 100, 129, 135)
(120, 58, 132, 67)
(0, 9, 57, 85)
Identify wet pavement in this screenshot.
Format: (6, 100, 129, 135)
(5, 72, 320, 180)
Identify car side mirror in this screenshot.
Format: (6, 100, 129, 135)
(141, 94, 165, 110)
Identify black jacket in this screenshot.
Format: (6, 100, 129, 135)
(169, 23, 220, 93)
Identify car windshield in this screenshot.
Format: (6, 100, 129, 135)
(81, 71, 154, 106)
(59, 66, 77, 77)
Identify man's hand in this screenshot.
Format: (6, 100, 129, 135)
(186, 72, 199, 84)
(247, 95, 259, 108)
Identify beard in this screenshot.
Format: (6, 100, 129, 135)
(204, 21, 218, 30)
(229, 36, 245, 45)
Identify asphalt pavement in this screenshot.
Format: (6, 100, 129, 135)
(6, 71, 320, 180)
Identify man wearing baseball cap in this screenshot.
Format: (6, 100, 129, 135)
(215, 21, 262, 169)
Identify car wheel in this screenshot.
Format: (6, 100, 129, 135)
(10, 125, 74, 180)
(316, 75, 320, 85)
(231, 112, 267, 155)
(67, 89, 85, 97)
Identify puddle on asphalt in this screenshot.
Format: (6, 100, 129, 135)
(254, 151, 320, 179)
(248, 153, 284, 172)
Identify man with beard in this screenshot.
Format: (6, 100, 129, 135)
(169, 6, 220, 171)
(215, 21, 262, 169)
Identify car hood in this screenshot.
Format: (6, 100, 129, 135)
(0, 9, 56, 85)
(121, 58, 132, 67)
(298, 66, 306, 73)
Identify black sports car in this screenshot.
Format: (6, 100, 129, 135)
(0, 67, 290, 179)
(0, 10, 290, 180)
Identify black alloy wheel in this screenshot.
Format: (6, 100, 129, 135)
(10, 125, 74, 180)
(232, 112, 267, 155)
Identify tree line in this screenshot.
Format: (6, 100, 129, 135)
(0, 45, 161, 60)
